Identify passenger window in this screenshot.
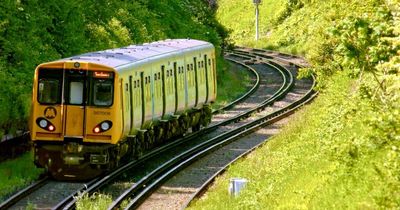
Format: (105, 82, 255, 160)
(69, 81, 84, 105)
(93, 79, 113, 106)
(38, 79, 60, 104)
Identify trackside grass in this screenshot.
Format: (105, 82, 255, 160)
(0, 151, 43, 202)
(188, 0, 400, 208)
(188, 71, 400, 209)
(213, 61, 252, 110)
(74, 59, 254, 210)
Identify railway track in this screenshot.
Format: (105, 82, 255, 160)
(56, 50, 291, 210)
(1, 48, 313, 210)
(0, 53, 261, 210)
(134, 49, 315, 209)
(0, 132, 31, 162)
(183, 48, 316, 208)
(58, 49, 301, 210)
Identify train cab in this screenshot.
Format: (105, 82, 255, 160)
(30, 61, 121, 178)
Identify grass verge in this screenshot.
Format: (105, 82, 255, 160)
(0, 151, 43, 202)
(213, 61, 252, 110)
(188, 71, 400, 209)
(74, 59, 254, 209)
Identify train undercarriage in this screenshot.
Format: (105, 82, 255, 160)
(34, 106, 213, 180)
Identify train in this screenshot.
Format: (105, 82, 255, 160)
(29, 39, 217, 180)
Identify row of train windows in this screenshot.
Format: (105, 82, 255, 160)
(144, 76, 151, 84)
(133, 80, 140, 88)
(134, 58, 212, 86)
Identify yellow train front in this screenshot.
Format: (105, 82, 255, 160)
(30, 39, 217, 180)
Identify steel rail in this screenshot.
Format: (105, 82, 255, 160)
(108, 54, 298, 209)
(0, 132, 31, 162)
(5, 54, 260, 210)
(213, 57, 260, 113)
(54, 56, 264, 210)
(2, 49, 274, 210)
(0, 176, 49, 210)
(57, 53, 292, 210)
(234, 47, 309, 68)
(118, 70, 316, 210)
(184, 64, 317, 208)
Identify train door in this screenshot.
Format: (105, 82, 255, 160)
(140, 72, 146, 125)
(193, 57, 198, 107)
(204, 54, 209, 103)
(173, 62, 178, 113)
(63, 69, 87, 138)
(129, 76, 134, 131)
(129, 73, 144, 129)
(161, 65, 166, 116)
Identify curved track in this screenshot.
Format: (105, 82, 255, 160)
(131, 49, 315, 210)
(58, 49, 293, 210)
(0, 52, 261, 210)
(0, 48, 314, 210)
(75, 49, 300, 210)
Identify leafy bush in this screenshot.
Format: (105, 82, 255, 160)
(0, 0, 229, 136)
(190, 0, 400, 208)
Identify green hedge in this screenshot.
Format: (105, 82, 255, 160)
(0, 0, 229, 136)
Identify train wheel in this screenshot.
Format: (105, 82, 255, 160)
(179, 114, 189, 134)
(154, 125, 163, 145)
(135, 138, 143, 158)
(165, 122, 172, 140)
(137, 132, 146, 157)
(201, 105, 213, 126)
(192, 123, 201, 132)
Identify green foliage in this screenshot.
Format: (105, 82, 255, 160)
(0, 151, 43, 202)
(214, 62, 252, 109)
(189, 71, 400, 209)
(0, 0, 229, 136)
(189, 0, 400, 209)
(75, 192, 112, 210)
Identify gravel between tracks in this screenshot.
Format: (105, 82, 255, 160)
(138, 117, 292, 210)
(96, 58, 284, 203)
(137, 55, 312, 209)
(9, 181, 85, 209)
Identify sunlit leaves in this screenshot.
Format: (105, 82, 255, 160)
(0, 0, 228, 135)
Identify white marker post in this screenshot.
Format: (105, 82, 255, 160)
(253, 0, 261, 41)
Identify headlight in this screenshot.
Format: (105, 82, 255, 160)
(101, 122, 110, 130)
(93, 120, 112, 133)
(39, 119, 48, 128)
(36, 118, 56, 132)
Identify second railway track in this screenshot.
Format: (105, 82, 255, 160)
(59, 48, 293, 210)
(1, 47, 314, 210)
(131, 49, 315, 209)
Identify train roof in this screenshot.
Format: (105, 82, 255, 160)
(61, 39, 214, 68)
